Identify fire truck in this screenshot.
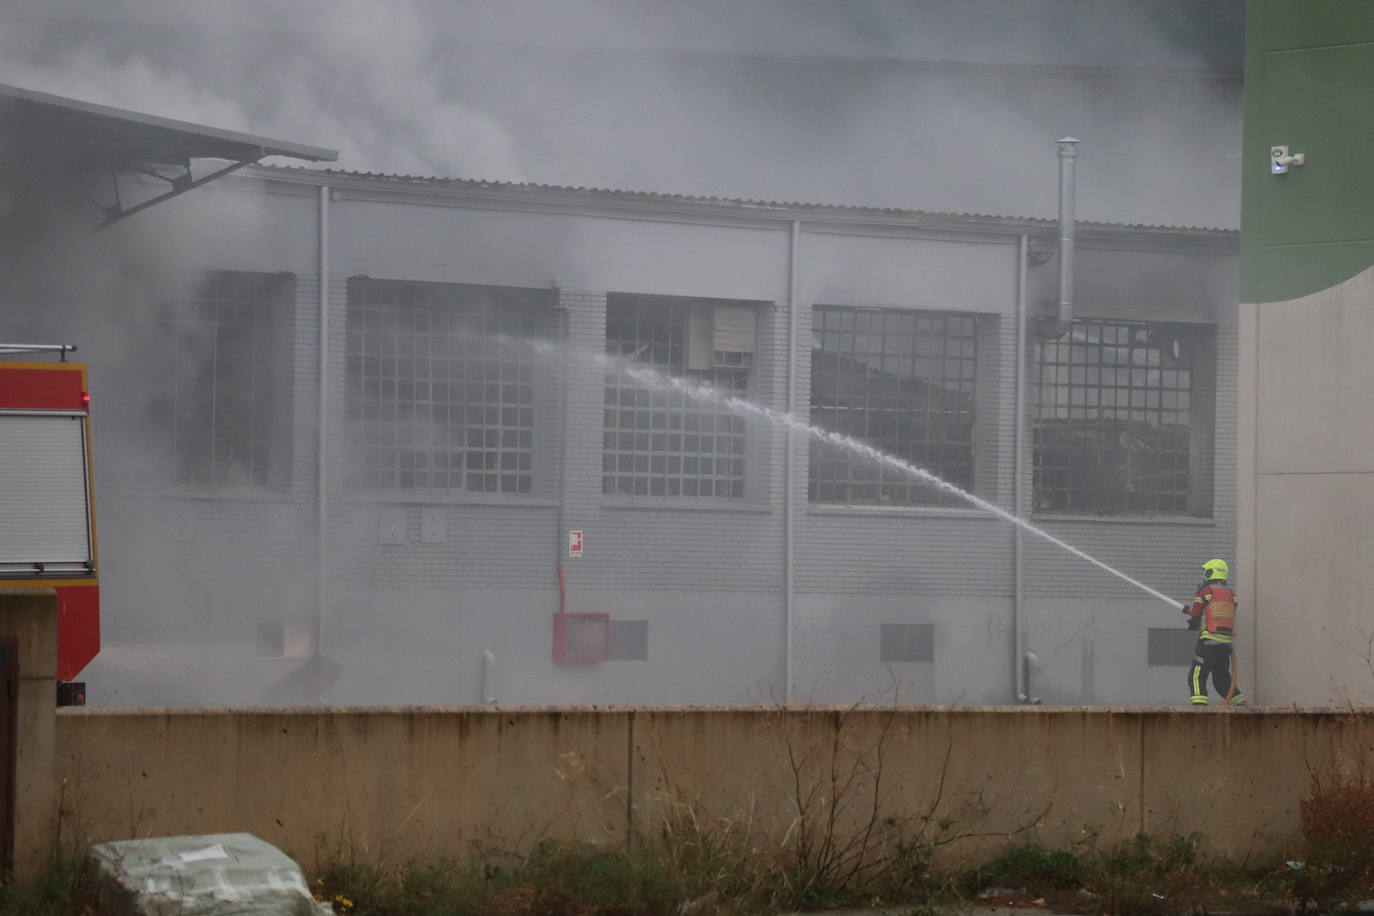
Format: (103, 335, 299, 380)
(0, 344, 98, 705)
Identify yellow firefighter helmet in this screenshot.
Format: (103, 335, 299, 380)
(1201, 558, 1229, 581)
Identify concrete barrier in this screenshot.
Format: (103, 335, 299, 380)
(0, 589, 59, 882)
(49, 704, 1373, 871)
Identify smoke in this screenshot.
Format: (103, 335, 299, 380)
(0, 110, 314, 707)
(0, 0, 1244, 706)
(0, 0, 1242, 223)
(0, 0, 527, 180)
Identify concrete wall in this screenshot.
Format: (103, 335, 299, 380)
(51, 705, 1368, 869)
(1241, 269, 1374, 705)
(0, 590, 59, 881)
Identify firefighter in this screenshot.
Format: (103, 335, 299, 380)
(1182, 558, 1246, 706)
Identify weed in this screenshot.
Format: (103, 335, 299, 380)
(652, 791, 766, 906)
(0, 832, 1301, 916)
(312, 839, 690, 916)
(956, 833, 1253, 916)
(961, 841, 1082, 896)
(500, 839, 683, 915)
(1081, 832, 1207, 916)
(0, 856, 137, 916)
(1291, 750, 1374, 911)
(754, 689, 1051, 911)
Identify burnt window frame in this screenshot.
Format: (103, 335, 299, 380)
(173, 270, 295, 491)
(602, 293, 758, 500)
(1032, 318, 1215, 517)
(344, 277, 553, 497)
(809, 305, 980, 507)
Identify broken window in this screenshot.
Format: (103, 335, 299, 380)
(602, 293, 756, 498)
(174, 271, 294, 489)
(344, 278, 552, 494)
(809, 306, 978, 506)
(1033, 319, 1215, 516)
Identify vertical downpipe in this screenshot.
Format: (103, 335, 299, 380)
(784, 220, 800, 704)
(481, 649, 496, 704)
(316, 185, 330, 660)
(1014, 234, 1032, 703)
(555, 302, 570, 609)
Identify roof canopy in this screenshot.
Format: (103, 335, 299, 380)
(0, 82, 336, 225)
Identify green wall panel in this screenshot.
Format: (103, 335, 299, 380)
(1250, 240, 1374, 305)
(1243, 0, 1374, 302)
(1256, 45, 1374, 248)
(1261, 1, 1374, 50)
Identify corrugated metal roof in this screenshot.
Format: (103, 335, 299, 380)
(256, 164, 1238, 236)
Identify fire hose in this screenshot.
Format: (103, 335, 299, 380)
(1224, 650, 1239, 707)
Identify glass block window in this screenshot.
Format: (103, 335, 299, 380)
(603, 294, 753, 498)
(1034, 319, 1213, 515)
(810, 306, 978, 505)
(345, 279, 551, 494)
(174, 271, 294, 488)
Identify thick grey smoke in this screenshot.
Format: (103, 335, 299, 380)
(0, 1, 1244, 706)
(0, 0, 1243, 225)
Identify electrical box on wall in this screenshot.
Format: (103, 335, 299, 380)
(553, 613, 608, 662)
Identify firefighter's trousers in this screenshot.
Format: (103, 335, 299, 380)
(1188, 638, 1246, 705)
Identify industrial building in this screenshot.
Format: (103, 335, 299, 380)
(1, 54, 1242, 707)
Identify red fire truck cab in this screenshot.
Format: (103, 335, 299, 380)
(0, 344, 99, 705)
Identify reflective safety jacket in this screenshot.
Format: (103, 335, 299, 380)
(1188, 584, 1237, 644)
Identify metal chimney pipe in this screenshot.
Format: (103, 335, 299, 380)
(1056, 137, 1079, 336)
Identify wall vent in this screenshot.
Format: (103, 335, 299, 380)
(608, 620, 648, 660)
(257, 619, 316, 659)
(1147, 627, 1197, 667)
(880, 623, 934, 663)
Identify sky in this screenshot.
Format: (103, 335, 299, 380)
(0, 0, 1245, 225)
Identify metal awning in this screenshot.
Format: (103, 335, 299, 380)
(0, 82, 337, 225)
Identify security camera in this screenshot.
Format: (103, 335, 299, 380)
(1271, 145, 1306, 174)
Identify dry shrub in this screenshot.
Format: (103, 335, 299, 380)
(1294, 762, 1374, 910)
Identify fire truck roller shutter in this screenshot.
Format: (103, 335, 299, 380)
(0, 412, 93, 575)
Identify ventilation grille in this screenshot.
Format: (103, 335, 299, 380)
(880, 623, 934, 663)
(608, 620, 648, 661)
(257, 619, 316, 659)
(1147, 627, 1197, 667)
